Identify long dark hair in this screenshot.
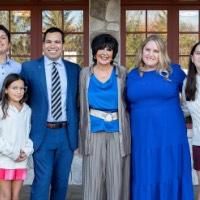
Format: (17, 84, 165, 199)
(185, 41, 200, 101)
(0, 73, 28, 119)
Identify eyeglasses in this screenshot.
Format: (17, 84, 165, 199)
(194, 51, 200, 56)
(9, 86, 28, 92)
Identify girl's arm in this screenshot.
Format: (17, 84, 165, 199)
(21, 138, 33, 157)
(20, 109, 34, 157)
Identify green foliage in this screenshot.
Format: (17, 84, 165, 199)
(0, 11, 9, 28)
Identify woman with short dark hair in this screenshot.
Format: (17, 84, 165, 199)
(79, 33, 130, 200)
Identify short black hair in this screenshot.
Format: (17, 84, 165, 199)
(43, 27, 65, 44)
(0, 24, 10, 42)
(91, 33, 118, 65)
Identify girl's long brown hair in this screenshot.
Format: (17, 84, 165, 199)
(0, 73, 28, 119)
(185, 42, 200, 101)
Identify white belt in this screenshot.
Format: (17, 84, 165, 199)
(90, 109, 118, 122)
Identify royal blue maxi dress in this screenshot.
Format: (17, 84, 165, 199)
(126, 64, 194, 200)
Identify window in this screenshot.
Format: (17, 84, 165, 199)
(125, 10, 167, 69)
(0, 10, 31, 62)
(179, 10, 199, 68)
(122, 2, 200, 70)
(0, 1, 89, 66)
(42, 10, 84, 66)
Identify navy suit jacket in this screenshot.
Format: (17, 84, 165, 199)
(21, 56, 80, 151)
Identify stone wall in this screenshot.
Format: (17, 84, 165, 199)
(89, 0, 121, 65)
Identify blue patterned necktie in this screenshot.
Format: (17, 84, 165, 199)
(51, 62, 62, 120)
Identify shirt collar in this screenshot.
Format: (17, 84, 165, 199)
(0, 57, 11, 65)
(44, 56, 63, 67)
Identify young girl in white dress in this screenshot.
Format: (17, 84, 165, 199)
(0, 73, 33, 200)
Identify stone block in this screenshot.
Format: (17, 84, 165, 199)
(90, 17, 105, 32)
(90, 0, 109, 21)
(105, 0, 120, 22)
(106, 23, 119, 31)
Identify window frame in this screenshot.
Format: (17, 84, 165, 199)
(0, 1, 89, 66)
(121, 2, 200, 68)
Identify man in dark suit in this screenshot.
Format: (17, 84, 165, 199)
(21, 27, 80, 200)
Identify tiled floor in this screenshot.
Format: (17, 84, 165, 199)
(20, 185, 198, 200)
(20, 185, 82, 200)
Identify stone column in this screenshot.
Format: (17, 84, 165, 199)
(89, 0, 121, 65)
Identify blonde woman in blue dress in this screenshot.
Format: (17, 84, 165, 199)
(126, 35, 194, 200)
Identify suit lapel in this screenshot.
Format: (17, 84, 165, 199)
(63, 60, 72, 107)
(38, 57, 48, 101)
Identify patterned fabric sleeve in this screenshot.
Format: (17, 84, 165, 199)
(181, 78, 190, 117)
(21, 107, 34, 156)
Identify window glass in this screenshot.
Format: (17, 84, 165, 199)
(0, 10, 31, 62)
(179, 11, 199, 69)
(42, 11, 62, 31)
(64, 34, 83, 55)
(126, 10, 145, 32)
(126, 56, 136, 70)
(125, 10, 167, 69)
(64, 10, 83, 32)
(0, 11, 9, 28)
(179, 10, 198, 32)
(42, 9, 84, 66)
(11, 34, 31, 55)
(147, 10, 167, 32)
(126, 34, 145, 55)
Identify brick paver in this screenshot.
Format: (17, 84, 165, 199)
(20, 185, 197, 200)
(20, 185, 82, 200)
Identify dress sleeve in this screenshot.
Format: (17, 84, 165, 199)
(21, 108, 34, 156)
(22, 138, 33, 156)
(171, 64, 186, 92)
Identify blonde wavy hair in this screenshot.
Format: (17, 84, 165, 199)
(136, 35, 172, 78)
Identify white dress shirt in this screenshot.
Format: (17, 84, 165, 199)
(44, 56, 67, 122)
